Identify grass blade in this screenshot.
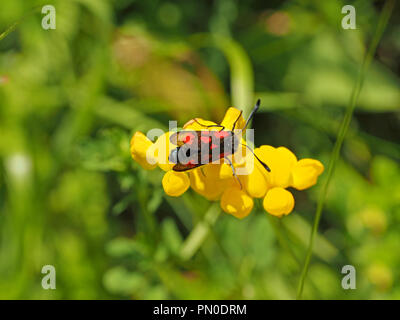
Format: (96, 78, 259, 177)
(0, 6, 41, 42)
(179, 203, 221, 261)
(296, 0, 396, 300)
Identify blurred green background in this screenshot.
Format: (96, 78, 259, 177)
(0, 0, 399, 299)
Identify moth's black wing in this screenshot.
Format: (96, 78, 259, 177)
(172, 142, 206, 172)
(172, 162, 206, 172)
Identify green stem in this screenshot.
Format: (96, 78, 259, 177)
(0, 6, 41, 42)
(0, 22, 19, 42)
(188, 33, 254, 114)
(296, 0, 395, 300)
(268, 215, 301, 266)
(179, 203, 221, 261)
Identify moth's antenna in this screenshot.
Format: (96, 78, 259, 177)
(236, 99, 261, 138)
(243, 99, 260, 130)
(241, 143, 271, 172)
(236, 99, 270, 172)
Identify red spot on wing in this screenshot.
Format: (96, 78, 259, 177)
(211, 143, 218, 149)
(215, 131, 229, 138)
(200, 136, 211, 143)
(187, 160, 198, 168)
(184, 133, 194, 144)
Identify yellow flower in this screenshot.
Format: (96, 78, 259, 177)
(221, 186, 253, 219)
(263, 187, 294, 217)
(162, 171, 190, 197)
(130, 106, 324, 218)
(154, 132, 176, 172)
(130, 132, 157, 170)
(256, 145, 297, 188)
(291, 159, 324, 190)
(242, 162, 269, 198)
(189, 167, 229, 201)
(255, 146, 324, 216)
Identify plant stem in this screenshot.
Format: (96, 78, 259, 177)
(0, 6, 41, 42)
(188, 33, 254, 114)
(296, 0, 395, 300)
(179, 203, 221, 261)
(268, 215, 301, 266)
(0, 22, 19, 42)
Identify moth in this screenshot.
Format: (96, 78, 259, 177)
(168, 99, 271, 186)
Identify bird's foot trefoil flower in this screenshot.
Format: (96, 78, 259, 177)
(130, 107, 324, 219)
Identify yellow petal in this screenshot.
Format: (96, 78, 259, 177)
(189, 168, 228, 200)
(263, 187, 294, 217)
(202, 163, 223, 178)
(220, 187, 253, 219)
(154, 132, 176, 171)
(231, 149, 270, 198)
(183, 118, 218, 130)
(189, 168, 207, 194)
(162, 171, 190, 197)
(203, 162, 236, 181)
(291, 159, 324, 190)
(231, 141, 247, 166)
(256, 145, 297, 188)
(220, 107, 246, 130)
(130, 131, 157, 170)
(243, 164, 269, 198)
(219, 163, 235, 179)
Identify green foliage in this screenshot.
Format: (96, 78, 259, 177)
(0, 0, 399, 299)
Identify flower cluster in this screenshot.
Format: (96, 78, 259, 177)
(130, 107, 324, 219)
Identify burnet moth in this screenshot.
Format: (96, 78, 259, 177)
(168, 99, 271, 188)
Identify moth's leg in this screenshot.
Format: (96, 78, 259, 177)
(193, 118, 225, 131)
(224, 156, 242, 189)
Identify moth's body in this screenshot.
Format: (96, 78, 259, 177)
(169, 130, 239, 171)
